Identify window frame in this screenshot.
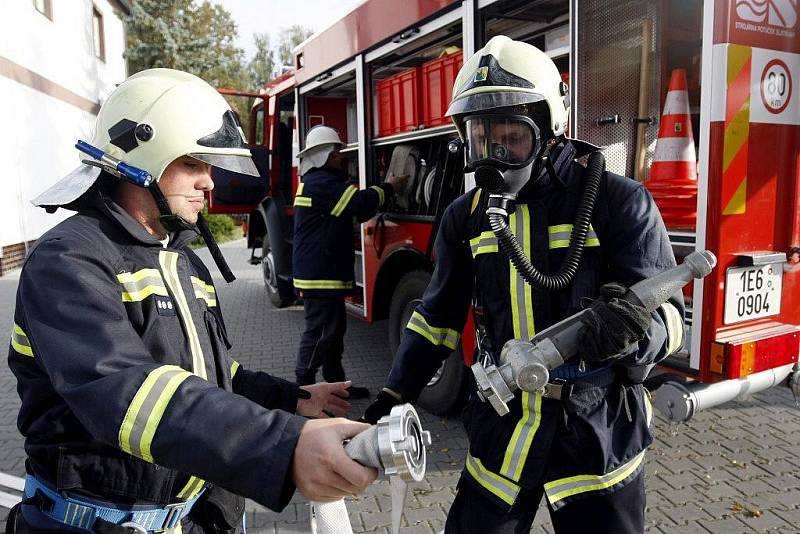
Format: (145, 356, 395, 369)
(92, 5, 106, 62)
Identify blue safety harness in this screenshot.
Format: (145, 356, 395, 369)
(24, 475, 203, 532)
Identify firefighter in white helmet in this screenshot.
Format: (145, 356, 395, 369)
(293, 125, 407, 396)
(364, 36, 685, 533)
(8, 69, 376, 534)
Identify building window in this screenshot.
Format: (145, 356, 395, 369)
(92, 6, 105, 62)
(33, 0, 52, 20)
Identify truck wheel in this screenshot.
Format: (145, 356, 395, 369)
(262, 232, 294, 308)
(389, 270, 467, 416)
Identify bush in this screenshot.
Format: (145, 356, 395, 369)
(191, 208, 239, 248)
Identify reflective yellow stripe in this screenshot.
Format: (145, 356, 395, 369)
(118, 269, 168, 302)
(470, 189, 482, 214)
(370, 185, 386, 206)
(548, 224, 600, 249)
(660, 302, 684, 355)
(509, 206, 535, 340)
(331, 185, 358, 216)
(500, 392, 542, 481)
(230, 360, 240, 378)
(469, 231, 498, 258)
(160, 251, 207, 379)
(11, 323, 33, 357)
(293, 278, 354, 290)
(191, 276, 217, 307)
(118, 365, 193, 462)
(406, 311, 460, 351)
(465, 454, 520, 505)
(544, 451, 646, 509)
(382, 387, 402, 401)
(296, 183, 304, 195)
(294, 196, 312, 207)
(117, 269, 162, 284)
(176, 476, 205, 500)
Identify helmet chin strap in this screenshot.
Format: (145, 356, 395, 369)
(147, 184, 236, 283)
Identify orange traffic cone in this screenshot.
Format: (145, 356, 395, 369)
(645, 68, 698, 230)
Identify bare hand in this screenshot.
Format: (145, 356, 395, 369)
(386, 174, 409, 193)
(297, 381, 351, 418)
(291, 418, 378, 502)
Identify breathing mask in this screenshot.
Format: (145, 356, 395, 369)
(463, 113, 542, 197)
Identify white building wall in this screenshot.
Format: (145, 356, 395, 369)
(0, 0, 128, 248)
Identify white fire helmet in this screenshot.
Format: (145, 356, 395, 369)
(33, 68, 259, 209)
(297, 125, 344, 176)
(446, 35, 570, 139)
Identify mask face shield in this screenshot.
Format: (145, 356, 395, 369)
(464, 114, 541, 171)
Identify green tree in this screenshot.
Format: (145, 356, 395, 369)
(125, 0, 250, 90)
(277, 25, 314, 70)
(248, 32, 275, 89)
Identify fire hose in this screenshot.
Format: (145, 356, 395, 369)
(472, 250, 717, 416)
(310, 404, 432, 534)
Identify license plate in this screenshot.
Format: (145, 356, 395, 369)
(724, 264, 783, 325)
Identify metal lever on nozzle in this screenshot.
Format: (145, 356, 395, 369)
(472, 250, 718, 416)
(309, 404, 432, 534)
(75, 140, 154, 187)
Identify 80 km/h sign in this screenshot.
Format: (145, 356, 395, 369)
(760, 58, 792, 114)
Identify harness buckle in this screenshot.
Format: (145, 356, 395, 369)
(542, 379, 573, 401)
(162, 502, 186, 530)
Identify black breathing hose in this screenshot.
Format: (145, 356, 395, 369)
(489, 151, 605, 292)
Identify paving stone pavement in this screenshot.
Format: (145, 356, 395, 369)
(1, 239, 799, 533)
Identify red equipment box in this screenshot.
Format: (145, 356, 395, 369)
(421, 51, 463, 128)
(377, 67, 421, 137)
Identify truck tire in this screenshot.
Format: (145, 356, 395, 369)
(262, 231, 294, 308)
(389, 270, 467, 416)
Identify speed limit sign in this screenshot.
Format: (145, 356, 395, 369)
(760, 59, 792, 115)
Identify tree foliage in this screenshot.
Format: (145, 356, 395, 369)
(277, 25, 314, 70)
(125, 0, 248, 89)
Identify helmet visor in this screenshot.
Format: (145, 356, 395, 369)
(464, 115, 541, 167)
(190, 153, 260, 177)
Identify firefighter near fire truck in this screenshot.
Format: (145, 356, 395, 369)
(6, 68, 379, 534)
(362, 36, 687, 533)
(292, 125, 407, 395)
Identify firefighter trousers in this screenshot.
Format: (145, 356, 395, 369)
(444, 469, 645, 534)
(295, 296, 347, 385)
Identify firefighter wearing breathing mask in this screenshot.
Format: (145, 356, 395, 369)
(362, 36, 685, 533)
(7, 69, 376, 534)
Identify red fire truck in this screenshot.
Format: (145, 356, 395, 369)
(211, 0, 799, 420)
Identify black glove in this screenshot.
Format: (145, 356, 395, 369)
(360, 389, 402, 424)
(579, 283, 651, 362)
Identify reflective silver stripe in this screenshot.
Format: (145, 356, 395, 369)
(118, 365, 193, 462)
(465, 454, 520, 505)
(509, 206, 534, 340)
(191, 276, 217, 307)
(294, 278, 354, 290)
(11, 323, 33, 357)
(406, 311, 460, 350)
(660, 302, 684, 355)
(469, 231, 498, 258)
(548, 224, 600, 249)
(117, 269, 169, 302)
(370, 185, 385, 206)
(500, 392, 542, 481)
(544, 451, 646, 509)
(160, 251, 207, 379)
